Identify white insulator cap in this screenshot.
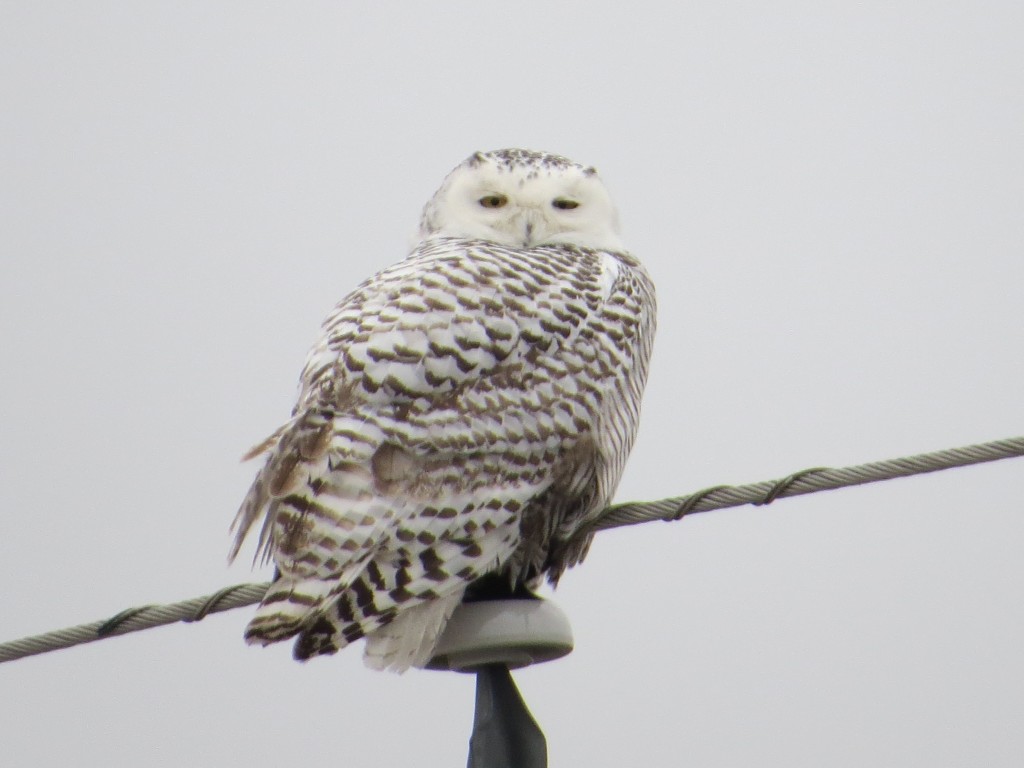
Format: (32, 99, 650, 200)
(426, 599, 574, 672)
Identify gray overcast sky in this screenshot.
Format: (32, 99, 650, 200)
(2, 2, 1023, 766)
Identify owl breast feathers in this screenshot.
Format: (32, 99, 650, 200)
(230, 149, 656, 671)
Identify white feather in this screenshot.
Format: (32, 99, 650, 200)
(363, 591, 464, 673)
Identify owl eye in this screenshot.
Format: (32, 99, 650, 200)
(552, 198, 579, 210)
(478, 194, 508, 209)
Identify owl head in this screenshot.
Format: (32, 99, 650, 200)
(418, 149, 624, 251)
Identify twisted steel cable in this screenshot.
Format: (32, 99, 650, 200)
(2, 435, 1022, 665)
(594, 436, 1024, 530)
(0, 583, 271, 664)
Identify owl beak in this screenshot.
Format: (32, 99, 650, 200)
(519, 209, 547, 248)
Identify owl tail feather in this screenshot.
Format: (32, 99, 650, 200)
(284, 589, 465, 672)
(243, 576, 339, 644)
(362, 591, 464, 673)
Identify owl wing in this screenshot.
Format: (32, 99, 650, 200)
(231, 238, 655, 667)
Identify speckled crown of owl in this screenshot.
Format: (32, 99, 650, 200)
(417, 148, 625, 252)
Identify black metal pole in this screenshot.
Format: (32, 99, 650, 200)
(467, 664, 547, 768)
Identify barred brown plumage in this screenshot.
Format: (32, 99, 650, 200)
(230, 149, 657, 671)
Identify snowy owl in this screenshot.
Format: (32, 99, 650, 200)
(230, 148, 657, 671)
